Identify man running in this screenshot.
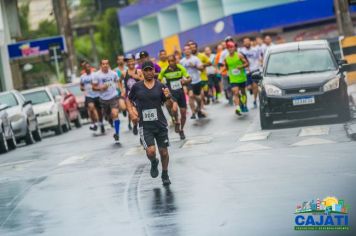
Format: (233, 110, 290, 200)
(239, 37, 263, 108)
(225, 41, 249, 116)
(120, 54, 144, 135)
(180, 45, 205, 119)
(93, 59, 123, 141)
(159, 55, 192, 140)
(127, 61, 174, 186)
(204, 46, 220, 103)
(80, 61, 104, 133)
(157, 50, 169, 71)
(115, 55, 128, 117)
(189, 41, 211, 107)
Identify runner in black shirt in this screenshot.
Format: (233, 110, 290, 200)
(127, 61, 174, 186)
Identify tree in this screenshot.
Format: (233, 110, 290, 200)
(99, 8, 123, 66)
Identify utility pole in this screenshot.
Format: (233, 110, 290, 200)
(52, 0, 77, 82)
(334, 0, 354, 36)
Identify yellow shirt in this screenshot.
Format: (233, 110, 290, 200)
(158, 60, 169, 70)
(197, 53, 209, 81)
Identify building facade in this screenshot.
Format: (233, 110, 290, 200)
(118, 0, 356, 56)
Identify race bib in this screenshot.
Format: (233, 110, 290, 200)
(142, 109, 158, 121)
(105, 81, 114, 88)
(232, 69, 241, 75)
(170, 80, 182, 90)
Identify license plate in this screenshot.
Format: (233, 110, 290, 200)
(292, 96, 315, 106)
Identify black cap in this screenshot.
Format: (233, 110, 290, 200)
(139, 51, 149, 58)
(142, 61, 154, 70)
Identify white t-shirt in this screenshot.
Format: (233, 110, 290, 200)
(80, 72, 99, 98)
(180, 56, 202, 84)
(239, 46, 263, 72)
(93, 70, 119, 100)
(206, 54, 216, 75)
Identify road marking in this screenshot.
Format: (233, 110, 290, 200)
(291, 138, 335, 147)
(239, 131, 270, 142)
(298, 126, 330, 137)
(182, 136, 213, 148)
(58, 155, 87, 166)
(229, 143, 271, 153)
(0, 160, 33, 168)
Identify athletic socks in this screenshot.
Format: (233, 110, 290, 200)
(113, 119, 120, 135)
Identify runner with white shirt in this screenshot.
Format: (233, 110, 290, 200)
(80, 61, 103, 133)
(180, 45, 205, 119)
(239, 37, 263, 108)
(93, 59, 124, 141)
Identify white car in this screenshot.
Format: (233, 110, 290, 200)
(22, 87, 70, 135)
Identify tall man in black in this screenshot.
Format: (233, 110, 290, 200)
(127, 61, 173, 186)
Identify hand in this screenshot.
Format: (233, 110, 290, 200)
(101, 84, 109, 91)
(121, 91, 126, 98)
(162, 88, 171, 98)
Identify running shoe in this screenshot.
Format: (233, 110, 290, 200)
(197, 111, 206, 119)
(128, 123, 132, 130)
(150, 158, 159, 178)
(113, 133, 119, 141)
(89, 124, 97, 131)
(133, 125, 138, 135)
(235, 106, 242, 116)
(179, 130, 186, 140)
(191, 113, 196, 119)
(162, 175, 171, 186)
(123, 110, 127, 117)
(253, 101, 257, 109)
(100, 125, 105, 134)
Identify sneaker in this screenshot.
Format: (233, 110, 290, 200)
(162, 175, 171, 186)
(133, 125, 138, 135)
(128, 123, 132, 130)
(89, 124, 97, 131)
(123, 110, 127, 117)
(197, 111, 206, 119)
(253, 101, 257, 108)
(113, 133, 119, 141)
(150, 158, 159, 178)
(235, 107, 242, 116)
(179, 130, 186, 140)
(100, 125, 105, 134)
(191, 114, 196, 119)
(175, 123, 180, 133)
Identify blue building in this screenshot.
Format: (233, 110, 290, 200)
(118, 0, 355, 56)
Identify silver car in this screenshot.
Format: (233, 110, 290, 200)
(0, 104, 17, 153)
(0, 90, 42, 145)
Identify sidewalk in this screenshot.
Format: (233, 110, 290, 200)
(349, 83, 356, 106)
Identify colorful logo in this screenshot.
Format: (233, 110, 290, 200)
(19, 43, 41, 57)
(294, 196, 349, 231)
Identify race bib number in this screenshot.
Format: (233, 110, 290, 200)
(142, 109, 158, 121)
(232, 69, 241, 75)
(105, 81, 114, 88)
(170, 80, 182, 90)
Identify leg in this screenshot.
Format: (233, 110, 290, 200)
(87, 102, 98, 123)
(252, 82, 259, 107)
(158, 147, 169, 171)
(140, 127, 160, 178)
(156, 128, 171, 185)
(111, 105, 120, 140)
(180, 108, 187, 130)
(188, 90, 196, 117)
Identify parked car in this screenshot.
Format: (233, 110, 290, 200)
(254, 40, 350, 129)
(0, 104, 17, 153)
(63, 83, 87, 119)
(22, 87, 70, 135)
(0, 90, 41, 145)
(48, 84, 81, 128)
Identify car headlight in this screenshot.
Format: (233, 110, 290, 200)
(265, 84, 282, 96)
(323, 78, 339, 92)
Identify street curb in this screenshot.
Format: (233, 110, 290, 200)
(344, 122, 356, 141)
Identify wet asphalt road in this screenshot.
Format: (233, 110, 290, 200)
(0, 98, 355, 236)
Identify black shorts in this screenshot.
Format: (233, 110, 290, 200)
(139, 126, 169, 149)
(230, 82, 246, 89)
(85, 96, 101, 109)
(100, 97, 119, 115)
(171, 90, 187, 108)
(188, 82, 202, 96)
(208, 74, 220, 89)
